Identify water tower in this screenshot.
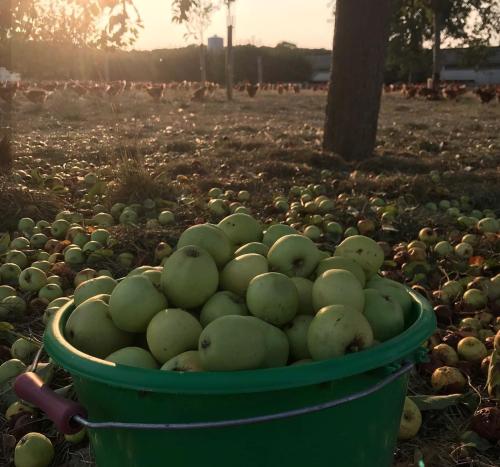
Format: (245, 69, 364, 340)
(208, 35, 224, 51)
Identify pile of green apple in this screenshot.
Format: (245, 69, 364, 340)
(62, 213, 414, 372)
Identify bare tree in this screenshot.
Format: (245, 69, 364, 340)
(181, 1, 218, 86)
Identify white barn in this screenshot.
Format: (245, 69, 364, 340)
(440, 47, 500, 85)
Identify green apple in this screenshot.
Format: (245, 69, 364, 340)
(315, 256, 366, 287)
(66, 296, 134, 358)
(82, 240, 103, 254)
(363, 289, 405, 342)
(110, 203, 126, 219)
(117, 252, 135, 268)
(64, 428, 87, 444)
(155, 242, 172, 262)
(366, 276, 413, 322)
(18, 217, 35, 234)
(237, 190, 250, 202)
(312, 269, 365, 313)
(74, 269, 97, 287)
(0, 285, 16, 301)
(158, 210, 175, 225)
(303, 225, 322, 241)
(220, 253, 269, 296)
(463, 289, 487, 309)
(14, 432, 54, 467)
(128, 266, 155, 277)
(110, 275, 168, 332)
(0, 296, 27, 320)
(284, 315, 313, 361)
(31, 261, 51, 273)
(162, 245, 218, 309)
(326, 221, 343, 235)
(291, 277, 314, 315)
(177, 224, 233, 268)
(262, 224, 298, 247)
(431, 343, 459, 366)
(200, 291, 248, 327)
(477, 217, 499, 233)
(208, 198, 229, 216)
(6, 250, 28, 268)
(308, 305, 374, 360)
(398, 397, 422, 440)
(267, 234, 321, 278)
(251, 317, 289, 368)
(50, 218, 70, 239)
(0, 263, 22, 284)
(246, 272, 298, 326)
(64, 246, 85, 265)
(19, 267, 47, 292)
(0, 359, 27, 385)
(208, 187, 223, 198)
(147, 309, 202, 364)
(218, 213, 263, 245)
(455, 242, 473, 258)
(6, 401, 35, 420)
(106, 347, 159, 369)
(198, 316, 267, 371)
(161, 351, 203, 372)
(119, 208, 138, 225)
(434, 241, 453, 257)
(11, 237, 30, 250)
(11, 338, 38, 364)
(234, 242, 269, 257)
(334, 235, 384, 278)
(457, 337, 487, 362)
(74, 276, 117, 306)
(93, 212, 115, 227)
(142, 269, 162, 288)
(91, 229, 110, 245)
(38, 283, 63, 302)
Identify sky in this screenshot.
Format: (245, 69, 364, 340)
(133, 0, 334, 51)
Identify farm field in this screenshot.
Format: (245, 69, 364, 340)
(0, 88, 499, 467)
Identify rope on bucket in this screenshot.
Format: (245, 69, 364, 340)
(71, 361, 415, 431)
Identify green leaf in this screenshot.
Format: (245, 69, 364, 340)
(0, 232, 10, 253)
(410, 394, 463, 411)
(460, 430, 493, 453)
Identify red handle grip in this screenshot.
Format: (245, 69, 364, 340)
(14, 372, 87, 434)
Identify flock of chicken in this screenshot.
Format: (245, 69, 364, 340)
(386, 82, 500, 103)
(0, 79, 330, 106)
(0, 78, 499, 105)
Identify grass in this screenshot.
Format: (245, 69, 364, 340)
(1, 87, 500, 466)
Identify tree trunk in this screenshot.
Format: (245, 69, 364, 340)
(323, 0, 391, 161)
(432, 10, 442, 90)
(200, 44, 207, 87)
(226, 24, 234, 100)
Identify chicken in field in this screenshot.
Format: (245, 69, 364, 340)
(106, 80, 127, 97)
(293, 84, 301, 94)
(474, 86, 496, 104)
(0, 135, 12, 171)
(277, 84, 284, 95)
(24, 88, 51, 105)
(192, 86, 206, 102)
(402, 84, 417, 99)
(146, 84, 165, 103)
(0, 82, 18, 103)
(246, 83, 259, 98)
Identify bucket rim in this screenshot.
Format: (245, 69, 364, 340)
(45, 288, 435, 395)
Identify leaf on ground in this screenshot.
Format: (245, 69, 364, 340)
(88, 181, 106, 197)
(487, 351, 500, 400)
(460, 430, 493, 452)
(410, 394, 463, 411)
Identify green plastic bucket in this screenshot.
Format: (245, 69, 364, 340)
(36, 289, 435, 467)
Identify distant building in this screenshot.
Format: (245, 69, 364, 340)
(208, 35, 224, 51)
(307, 54, 331, 83)
(0, 67, 20, 82)
(441, 47, 500, 85)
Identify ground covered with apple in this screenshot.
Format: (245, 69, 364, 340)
(0, 90, 499, 466)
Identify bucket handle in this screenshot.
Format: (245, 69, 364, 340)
(15, 361, 413, 433)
